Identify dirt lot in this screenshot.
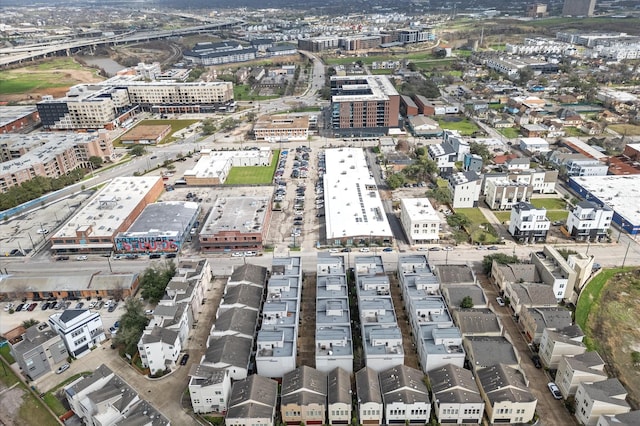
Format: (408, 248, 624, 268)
(588, 268, 640, 409)
(1, 67, 103, 103)
(0, 384, 24, 426)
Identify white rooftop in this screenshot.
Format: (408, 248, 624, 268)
(53, 176, 162, 240)
(401, 198, 439, 222)
(562, 137, 608, 161)
(323, 148, 392, 240)
(571, 175, 640, 228)
(331, 75, 399, 103)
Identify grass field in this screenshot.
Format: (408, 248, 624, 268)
(42, 371, 92, 416)
(323, 52, 435, 66)
(225, 150, 279, 184)
(0, 359, 59, 426)
(497, 127, 520, 139)
(0, 58, 97, 96)
(494, 211, 511, 223)
(608, 124, 640, 136)
(455, 208, 500, 244)
(530, 198, 566, 210)
(371, 69, 393, 75)
(435, 117, 480, 136)
(578, 267, 640, 407)
(234, 84, 279, 101)
(0, 344, 16, 364)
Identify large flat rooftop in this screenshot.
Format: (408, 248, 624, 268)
(202, 192, 271, 235)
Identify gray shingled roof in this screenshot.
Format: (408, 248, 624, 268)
(227, 375, 278, 421)
(213, 307, 258, 336)
(229, 264, 268, 286)
(379, 365, 429, 404)
(204, 335, 252, 368)
(222, 284, 263, 310)
(282, 365, 327, 397)
(580, 379, 630, 407)
(328, 367, 351, 405)
(477, 364, 536, 404)
(355, 367, 382, 404)
(428, 364, 482, 404)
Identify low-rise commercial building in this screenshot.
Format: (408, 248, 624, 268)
(253, 114, 309, 142)
(185, 148, 273, 185)
(120, 124, 172, 145)
(399, 198, 440, 244)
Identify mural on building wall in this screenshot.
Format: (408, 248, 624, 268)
(115, 236, 179, 253)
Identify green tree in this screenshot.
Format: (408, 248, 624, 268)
(88, 156, 103, 169)
(460, 296, 474, 309)
(469, 142, 492, 164)
(426, 187, 451, 205)
(415, 147, 426, 157)
(129, 145, 146, 157)
(113, 298, 149, 356)
(140, 261, 176, 303)
(386, 173, 405, 190)
(518, 67, 534, 86)
(482, 253, 520, 275)
(22, 319, 38, 329)
(201, 119, 216, 135)
(407, 62, 417, 72)
(447, 213, 470, 230)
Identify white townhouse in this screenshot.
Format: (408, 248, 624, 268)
(137, 326, 181, 375)
(379, 365, 431, 425)
(188, 365, 232, 414)
(355, 367, 383, 425)
(428, 364, 484, 424)
(48, 309, 106, 358)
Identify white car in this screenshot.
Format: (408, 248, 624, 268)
(36, 228, 49, 234)
(231, 252, 243, 257)
(76, 255, 88, 261)
(56, 363, 70, 374)
(145, 309, 154, 315)
(443, 246, 454, 251)
(416, 247, 427, 252)
(548, 382, 562, 400)
(88, 301, 97, 309)
(359, 247, 370, 252)
(328, 248, 339, 253)
(496, 297, 506, 307)
(244, 251, 257, 257)
(3, 303, 14, 312)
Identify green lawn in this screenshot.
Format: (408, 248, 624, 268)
(0, 344, 16, 364)
(435, 117, 480, 136)
(0, 58, 96, 96)
(455, 208, 501, 244)
(225, 150, 279, 184)
(324, 52, 435, 66)
(436, 178, 449, 188)
(497, 127, 520, 139)
(608, 124, 640, 136)
(234, 84, 279, 101)
(494, 211, 511, 223)
(0, 359, 59, 426)
(576, 268, 632, 350)
(546, 211, 569, 222)
(413, 58, 456, 70)
(563, 127, 585, 137)
(42, 371, 92, 416)
(530, 198, 567, 210)
(371, 69, 393, 75)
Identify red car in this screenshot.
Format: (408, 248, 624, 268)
(27, 303, 37, 311)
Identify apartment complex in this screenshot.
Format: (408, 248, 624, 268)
(329, 75, 400, 137)
(399, 198, 441, 244)
(37, 77, 234, 130)
(566, 201, 613, 242)
(0, 132, 114, 193)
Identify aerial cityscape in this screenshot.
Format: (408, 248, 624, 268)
(1, 0, 640, 425)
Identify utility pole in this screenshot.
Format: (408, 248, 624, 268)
(622, 241, 631, 269)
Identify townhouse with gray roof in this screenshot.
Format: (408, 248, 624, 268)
(442, 285, 488, 309)
(434, 264, 477, 286)
(137, 326, 181, 375)
(575, 379, 631, 426)
(188, 365, 232, 414)
(379, 364, 431, 425)
(428, 364, 484, 424)
(328, 367, 352, 425)
(464, 336, 520, 373)
(355, 255, 404, 371)
(280, 365, 328, 426)
(597, 411, 640, 426)
(189, 262, 267, 411)
(65, 364, 169, 426)
(355, 367, 383, 425)
(225, 374, 278, 426)
(256, 257, 302, 378)
(316, 254, 353, 373)
(539, 325, 586, 369)
(453, 309, 503, 337)
(10, 322, 68, 380)
(556, 352, 608, 398)
(505, 282, 558, 315)
(519, 306, 573, 344)
(477, 364, 537, 424)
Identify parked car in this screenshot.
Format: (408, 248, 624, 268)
(532, 355, 542, 369)
(149, 253, 162, 259)
(88, 301, 97, 309)
(244, 251, 257, 257)
(15, 303, 24, 312)
(231, 252, 243, 257)
(429, 247, 441, 251)
(341, 248, 351, 252)
(382, 247, 393, 252)
(417, 247, 428, 252)
(359, 247, 370, 253)
(145, 309, 154, 315)
(328, 248, 339, 253)
(487, 246, 499, 251)
(36, 228, 49, 234)
(180, 353, 190, 366)
(76, 255, 88, 261)
(548, 382, 562, 399)
(443, 246, 454, 251)
(4, 303, 14, 312)
(496, 297, 506, 307)
(165, 253, 177, 258)
(27, 303, 37, 311)
(107, 302, 118, 313)
(75, 302, 84, 309)
(56, 363, 70, 374)
(55, 256, 69, 261)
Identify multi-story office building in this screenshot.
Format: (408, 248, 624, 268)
(253, 114, 309, 142)
(329, 75, 400, 137)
